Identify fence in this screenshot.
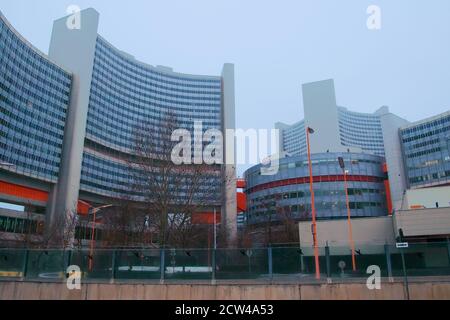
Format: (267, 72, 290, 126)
(1, 241, 450, 282)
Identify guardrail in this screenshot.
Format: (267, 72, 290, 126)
(1, 241, 450, 283)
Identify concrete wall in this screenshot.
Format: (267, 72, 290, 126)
(379, 110, 410, 210)
(1, 281, 450, 300)
(402, 186, 450, 210)
(299, 216, 395, 248)
(394, 207, 450, 238)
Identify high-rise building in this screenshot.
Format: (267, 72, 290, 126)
(274, 79, 410, 213)
(0, 9, 236, 243)
(400, 111, 450, 189)
(276, 79, 401, 157)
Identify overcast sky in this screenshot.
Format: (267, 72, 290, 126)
(1, 0, 450, 176)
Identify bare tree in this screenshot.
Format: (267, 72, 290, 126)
(120, 111, 226, 248)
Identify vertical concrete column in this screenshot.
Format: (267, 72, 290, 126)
(379, 111, 410, 210)
(221, 63, 237, 246)
(303, 79, 342, 153)
(47, 9, 100, 231)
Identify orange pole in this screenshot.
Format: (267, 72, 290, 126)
(306, 128, 320, 280)
(344, 171, 357, 271)
(208, 223, 211, 268)
(88, 210, 96, 271)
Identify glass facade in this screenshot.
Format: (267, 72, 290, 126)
(244, 153, 388, 225)
(278, 107, 386, 157)
(338, 107, 385, 156)
(80, 37, 224, 201)
(0, 15, 72, 183)
(280, 120, 306, 156)
(400, 112, 450, 188)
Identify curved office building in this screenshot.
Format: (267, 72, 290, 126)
(244, 152, 389, 226)
(0, 11, 72, 237)
(0, 9, 236, 241)
(337, 107, 385, 157)
(276, 107, 386, 157)
(276, 80, 392, 157)
(80, 36, 223, 200)
(0, 13, 72, 183)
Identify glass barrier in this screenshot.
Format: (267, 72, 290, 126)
(396, 242, 450, 277)
(164, 249, 212, 280)
(0, 242, 449, 282)
(272, 247, 303, 275)
(70, 249, 113, 280)
(115, 249, 161, 280)
(296, 246, 327, 279)
(26, 249, 67, 280)
(215, 248, 268, 279)
(0, 249, 26, 278)
(328, 244, 389, 280)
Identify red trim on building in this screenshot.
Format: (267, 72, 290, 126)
(0, 180, 49, 202)
(237, 192, 247, 212)
(246, 174, 384, 194)
(382, 163, 393, 215)
(192, 212, 221, 225)
(0, 180, 92, 215)
(77, 200, 91, 216)
(237, 179, 246, 189)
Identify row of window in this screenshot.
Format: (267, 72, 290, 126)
(409, 170, 450, 185)
(401, 124, 450, 143)
(0, 215, 43, 235)
(96, 38, 221, 87)
(404, 138, 441, 151)
(250, 187, 382, 203)
(406, 147, 442, 159)
(246, 157, 382, 179)
(247, 201, 385, 221)
(93, 62, 221, 102)
(401, 115, 450, 136)
(0, 60, 70, 106)
(0, 20, 71, 84)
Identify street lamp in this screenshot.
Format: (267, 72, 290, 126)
(306, 126, 320, 280)
(338, 156, 356, 272)
(88, 204, 113, 271)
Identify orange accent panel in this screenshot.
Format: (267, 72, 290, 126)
(237, 179, 246, 189)
(384, 179, 393, 215)
(382, 163, 393, 215)
(0, 181, 48, 202)
(237, 192, 247, 213)
(192, 212, 221, 225)
(77, 200, 91, 216)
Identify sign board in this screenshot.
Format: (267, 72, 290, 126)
(396, 242, 409, 249)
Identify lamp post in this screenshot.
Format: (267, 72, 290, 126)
(88, 204, 113, 271)
(213, 208, 217, 250)
(338, 156, 356, 272)
(306, 126, 320, 280)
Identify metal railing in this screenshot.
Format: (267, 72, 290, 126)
(1, 241, 450, 283)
